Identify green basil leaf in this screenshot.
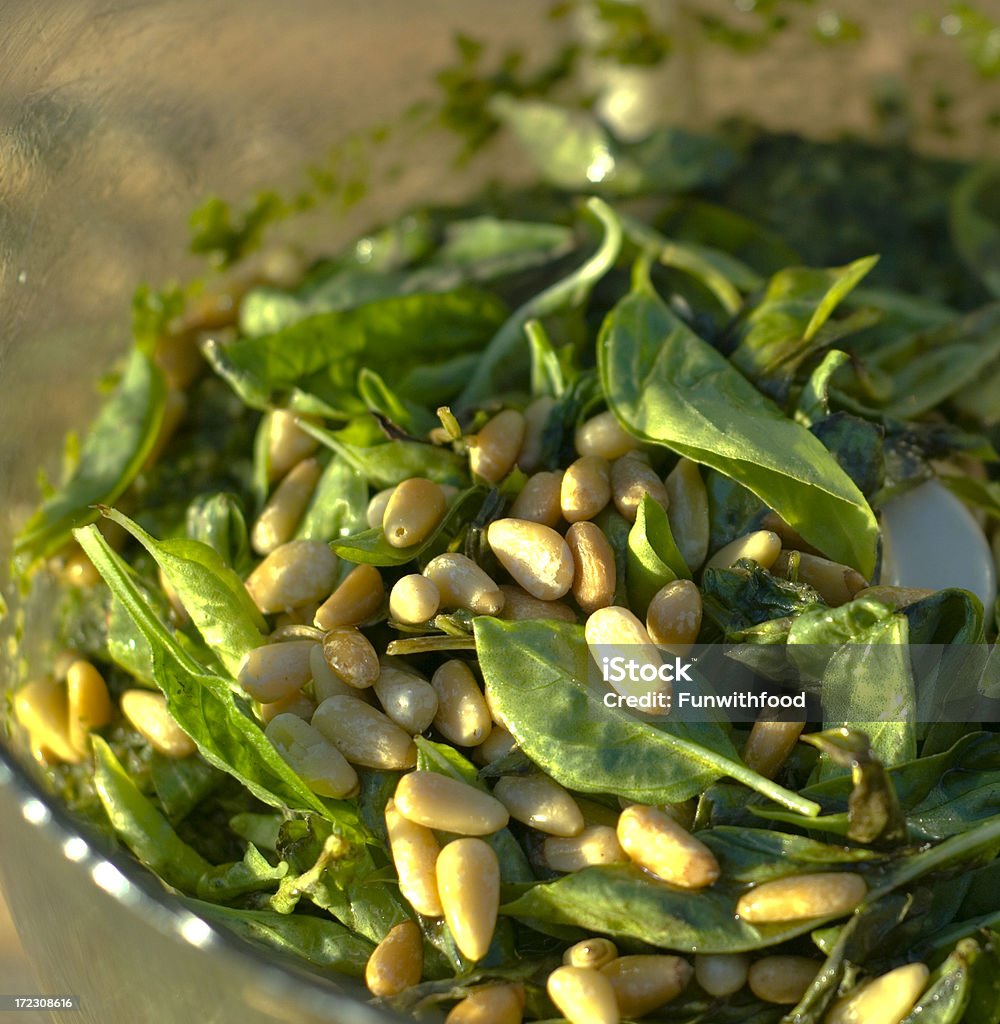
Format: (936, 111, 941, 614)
(626, 493, 690, 616)
(294, 454, 368, 542)
(950, 163, 1000, 299)
(900, 939, 979, 1024)
(149, 752, 224, 824)
(195, 844, 288, 902)
(185, 492, 252, 574)
(796, 349, 851, 425)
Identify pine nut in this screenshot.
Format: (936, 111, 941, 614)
(611, 454, 669, 523)
(437, 838, 500, 961)
(252, 458, 322, 555)
(665, 459, 709, 571)
(389, 574, 441, 625)
(268, 409, 319, 480)
(13, 678, 79, 764)
(547, 965, 620, 1024)
(310, 642, 371, 703)
(312, 696, 416, 769)
(759, 511, 821, 556)
(517, 396, 557, 473)
(487, 518, 574, 600)
(855, 585, 934, 609)
(645, 580, 702, 654)
(474, 725, 517, 765)
(825, 962, 929, 1024)
(424, 553, 504, 615)
(385, 798, 443, 917)
(742, 720, 805, 779)
(65, 660, 112, 757)
(585, 607, 665, 703)
(120, 690, 196, 758)
(567, 522, 616, 613)
(273, 602, 319, 631)
(705, 530, 781, 572)
(493, 775, 584, 836)
(575, 410, 638, 461)
(383, 477, 447, 548)
(322, 627, 380, 689)
(394, 771, 509, 835)
(237, 640, 314, 703)
(544, 826, 627, 872)
(445, 983, 525, 1024)
(736, 872, 867, 923)
(498, 585, 576, 623)
(431, 660, 491, 748)
(258, 690, 316, 724)
(314, 564, 385, 630)
(375, 663, 439, 734)
(748, 957, 819, 1004)
(561, 456, 612, 523)
(245, 540, 339, 614)
(510, 471, 564, 527)
(601, 955, 692, 1017)
(365, 920, 423, 997)
(616, 805, 719, 889)
(772, 551, 867, 606)
(694, 954, 750, 997)
(564, 938, 619, 970)
(265, 713, 359, 797)
(469, 409, 526, 484)
(367, 486, 396, 529)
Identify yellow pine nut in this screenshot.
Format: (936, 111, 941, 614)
(375, 664, 439, 734)
(617, 805, 719, 889)
(314, 563, 385, 630)
(510, 471, 564, 527)
(564, 938, 619, 970)
(772, 551, 867, 606)
(52, 649, 83, 682)
(245, 540, 339, 614)
(385, 798, 444, 917)
(268, 409, 319, 480)
(65, 660, 113, 757)
(394, 770, 509, 835)
(13, 678, 80, 764)
(310, 642, 372, 704)
(383, 477, 447, 548)
(748, 957, 820, 1004)
(645, 580, 702, 654)
(517, 396, 557, 473)
(694, 954, 750, 997)
(389, 574, 441, 625)
(258, 690, 316, 724)
(252, 457, 322, 555)
(265, 713, 358, 798)
(367, 486, 396, 529)
(142, 388, 188, 470)
(611, 454, 670, 524)
(153, 329, 202, 390)
(312, 696, 416, 770)
(601, 955, 692, 1017)
(665, 459, 710, 571)
(825, 962, 929, 1024)
(437, 838, 501, 961)
(474, 725, 517, 765)
(742, 720, 805, 779)
(322, 627, 380, 689)
(469, 409, 526, 484)
(431, 660, 492, 748)
(498, 585, 576, 623)
(705, 530, 781, 572)
(238, 640, 314, 703)
(120, 690, 196, 758)
(584, 607, 665, 704)
(486, 518, 574, 600)
(566, 521, 616, 614)
(493, 775, 584, 836)
(855, 585, 934, 609)
(365, 920, 423, 997)
(547, 965, 620, 1024)
(561, 456, 612, 523)
(544, 825, 627, 872)
(445, 983, 525, 1024)
(575, 410, 638, 460)
(424, 553, 505, 615)
(736, 872, 867, 923)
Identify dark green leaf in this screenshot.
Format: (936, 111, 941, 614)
(195, 844, 288, 902)
(950, 164, 1000, 299)
(185, 492, 251, 574)
(149, 752, 224, 824)
(626, 493, 689, 616)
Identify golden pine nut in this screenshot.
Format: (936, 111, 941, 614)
(611, 454, 670, 523)
(566, 522, 616, 614)
(383, 477, 447, 548)
(431, 660, 492, 748)
(120, 690, 196, 758)
(564, 938, 619, 970)
(245, 539, 339, 614)
(561, 456, 612, 523)
(375, 664, 439, 734)
(665, 459, 710, 571)
(385, 798, 443, 917)
(367, 486, 396, 529)
(258, 690, 316, 724)
(617, 805, 719, 889)
(855, 585, 934, 609)
(268, 409, 319, 480)
(445, 983, 525, 1024)
(736, 872, 867, 923)
(705, 530, 781, 572)
(394, 771, 509, 835)
(510, 471, 564, 527)
(493, 775, 584, 836)
(265, 713, 358, 798)
(694, 954, 750, 997)
(772, 551, 867, 606)
(474, 725, 517, 765)
(645, 580, 702, 654)
(601, 955, 692, 1017)
(66, 660, 113, 757)
(547, 966, 620, 1024)
(543, 825, 627, 872)
(487, 518, 574, 600)
(575, 410, 638, 460)
(389, 574, 441, 625)
(13, 678, 79, 764)
(237, 640, 314, 703)
(742, 720, 805, 779)
(423, 553, 505, 615)
(314, 564, 385, 630)
(825, 962, 929, 1024)
(437, 838, 500, 961)
(252, 457, 321, 555)
(498, 585, 576, 623)
(312, 696, 416, 769)
(52, 649, 83, 682)
(322, 627, 379, 689)
(469, 409, 526, 484)
(310, 642, 371, 703)
(365, 920, 423, 997)
(748, 957, 820, 1004)
(584, 607, 665, 704)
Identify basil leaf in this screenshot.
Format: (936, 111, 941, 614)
(295, 454, 368, 542)
(195, 844, 288, 902)
(900, 939, 978, 1024)
(796, 349, 850, 425)
(185, 492, 251, 574)
(950, 163, 1000, 299)
(626, 493, 690, 616)
(149, 752, 224, 824)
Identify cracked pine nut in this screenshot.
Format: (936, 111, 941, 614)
(389, 574, 441, 625)
(383, 477, 447, 548)
(611, 453, 669, 523)
(487, 518, 574, 600)
(825, 962, 929, 1024)
(566, 521, 616, 614)
(365, 920, 423, 997)
(543, 825, 626, 872)
(437, 838, 500, 961)
(252, 457, 321, 555)
(498, 585, 576, 623)
(564, 938, 619, 970)
(469, 409, 526, 484)
(265, 713, 358, 797)
(694, 954, 750, 997)
(120, 690, 196, 758)
(314, 563, 384, 630)
(312, 696, 416, 769)
(423, 553, 504, 615)
(561, 456, 612, 523)
(237, 640, 314, 703)
(65, 660, 112, 757)
(617, 805, 720, 889)
(310, 642, 371, 704)
(493, 774, 584, 836)
(322, 627, 380, 689)
(510, 471, 564, 527)
(664, 459, 709, 571)
(705, 530, 781, 572)
(385, 798, 443, 917)
(575, 410, 638, 460)
(393, 771, 509, 835)
(375, 663, 439, 734)
(748, 957, 820, 1004)
(431, 660, 492, 748)
(444, 983, 525, 1024)
(245, 540, 339, 614)
(601, 955, 692, 1017)
(736, 872, 867, 923)
(547, 965, 620, 1024)
(645, 580, 702, 654)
